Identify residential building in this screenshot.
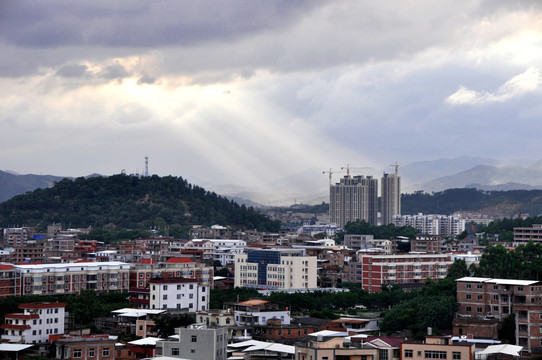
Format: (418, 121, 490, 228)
(149, 277, 209, 311)
(295, 334, 379, 360)
(345, 253, 453, 292)
(1, 302, 65, 344)
(400, 336, 475, 360)
(0, 264, 19, 298)
(329, 175, 378, 227)
(345, 234, 392, 253)
(3, 227, 33, 248)
(158, 324, 228, 360)
(234, 248, 317, 291)
(453, 277, 542, 354)
(196, 309, 235, 327)
(231, 299, 290, 326)
(15, 261, 131, 296)
(54, 335, 115, 360)
(513, 224, 542, 243)
(411, 234, 443, 253)
(381, 169, 401, 225)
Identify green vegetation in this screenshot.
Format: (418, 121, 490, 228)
(340, 219, 418, 240)
(402, 188, 542, 216)
(473, 242, 542, 279)
(0, 174, 280, 236)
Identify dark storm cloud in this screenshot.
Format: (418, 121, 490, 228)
(0, 1, 323, 48)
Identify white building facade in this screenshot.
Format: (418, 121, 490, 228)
(234, 249, 317, 291)
(149, 278, 209, 311)
(1, 302, 65, 344)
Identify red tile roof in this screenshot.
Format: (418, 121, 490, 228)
(19, 302, 66, 309)
(5, 314, 39, 319)
(0, 324, 31, 330)
(0, 265, 14, 271)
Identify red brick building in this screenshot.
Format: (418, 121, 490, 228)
(453, 277, 542, 354)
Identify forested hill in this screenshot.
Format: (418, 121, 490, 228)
(402, 188, 542, 217)
(0, 174, 280, 232)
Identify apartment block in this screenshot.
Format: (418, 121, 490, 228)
(234, 248, 317, 291)
(454, 277, 542, 353)
(346, 253, 453, 292)
(329, 175, 379, 227)
(513, 224, 542, 243)
(0, 264, 19, 297)
(15, 261, 131, 296)
(381, 170, 401, 225)
(393, 214, 466, 237)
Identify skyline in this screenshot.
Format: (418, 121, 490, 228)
(2, 1, 542, 189)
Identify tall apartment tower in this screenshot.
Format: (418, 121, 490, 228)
(381, 169, 401, 225)
(329, 175, 378, 227)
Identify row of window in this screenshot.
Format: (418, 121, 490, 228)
(73, 348, 110, 358)
(404, 350, 461, 359)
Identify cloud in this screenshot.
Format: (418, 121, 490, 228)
(446, 67, 541, 105)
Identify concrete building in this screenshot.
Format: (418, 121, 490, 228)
(346, 253, 453, 292)
(54, 335, 115, 360)
(329, 175, 378, 227)
(454, 277, 542, 354)
(231, 299, 290, 326)
(149, 277, 209, 311)
(234, 248, 317, 291)
(400, 336, 475, 360)
(411, 234, 444, 253)
(381, 169, 401, 225)
(1, 302, 65, 344)
(14, 261, 131, 296)
(158, 324, 228, 360)
(0, 264, 19, 298)
(344, 234, 392, 254)
(513, 224, 542, 243)
(392, 214, 465, 237)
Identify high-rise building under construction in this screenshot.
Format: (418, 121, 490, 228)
(329, 175, 378, 227)
(381, 168, 401, 225)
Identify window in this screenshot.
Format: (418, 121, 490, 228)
(477, 295, 482, 300)
(425, 351, 447, 359)
(73, 349, 82, 358)
(477, 307, 483, 313)
(89, 349, 95, 357)
(163, 295, 167, 300)
(405, 350, 413, 358)
(172, 348, 180, 356)
(466, 284, 471, 289)
(103, 348, 110, 357)
(191, 335, 197, 342)
(379, 349, 388, 360)
(477, 284, 482, 289)
(453, 352, 461, 360)
(466, 306, 472, 312)
(518, 286, 523, 292)
(466, 294, 471, 300)
(191, 349, 195, 353)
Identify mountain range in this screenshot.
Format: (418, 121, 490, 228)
(3, 156, 542, 206)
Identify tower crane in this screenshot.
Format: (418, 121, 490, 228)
(388, 162, 399, 176)
(322, 168, 344, 186)
(340, 164, 375, 176)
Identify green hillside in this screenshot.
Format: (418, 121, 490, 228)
(0, 174, 280, 233)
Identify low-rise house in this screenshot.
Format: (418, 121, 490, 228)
(400, 336, 475, 360)
(54, 335, 115, 360)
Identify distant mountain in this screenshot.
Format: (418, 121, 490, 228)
(400, 156, 499, 192)
(421, 165, 542, 193)
(0, 170, 69, 203)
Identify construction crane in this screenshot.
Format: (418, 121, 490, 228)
(341, 164, 375, 176)
(322, 168, 344, 186)
(389, 162, 399, 175)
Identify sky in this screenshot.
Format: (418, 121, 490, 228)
(2, 1, 542, 190)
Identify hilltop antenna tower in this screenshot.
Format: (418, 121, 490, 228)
(145, 156, 149, 177)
